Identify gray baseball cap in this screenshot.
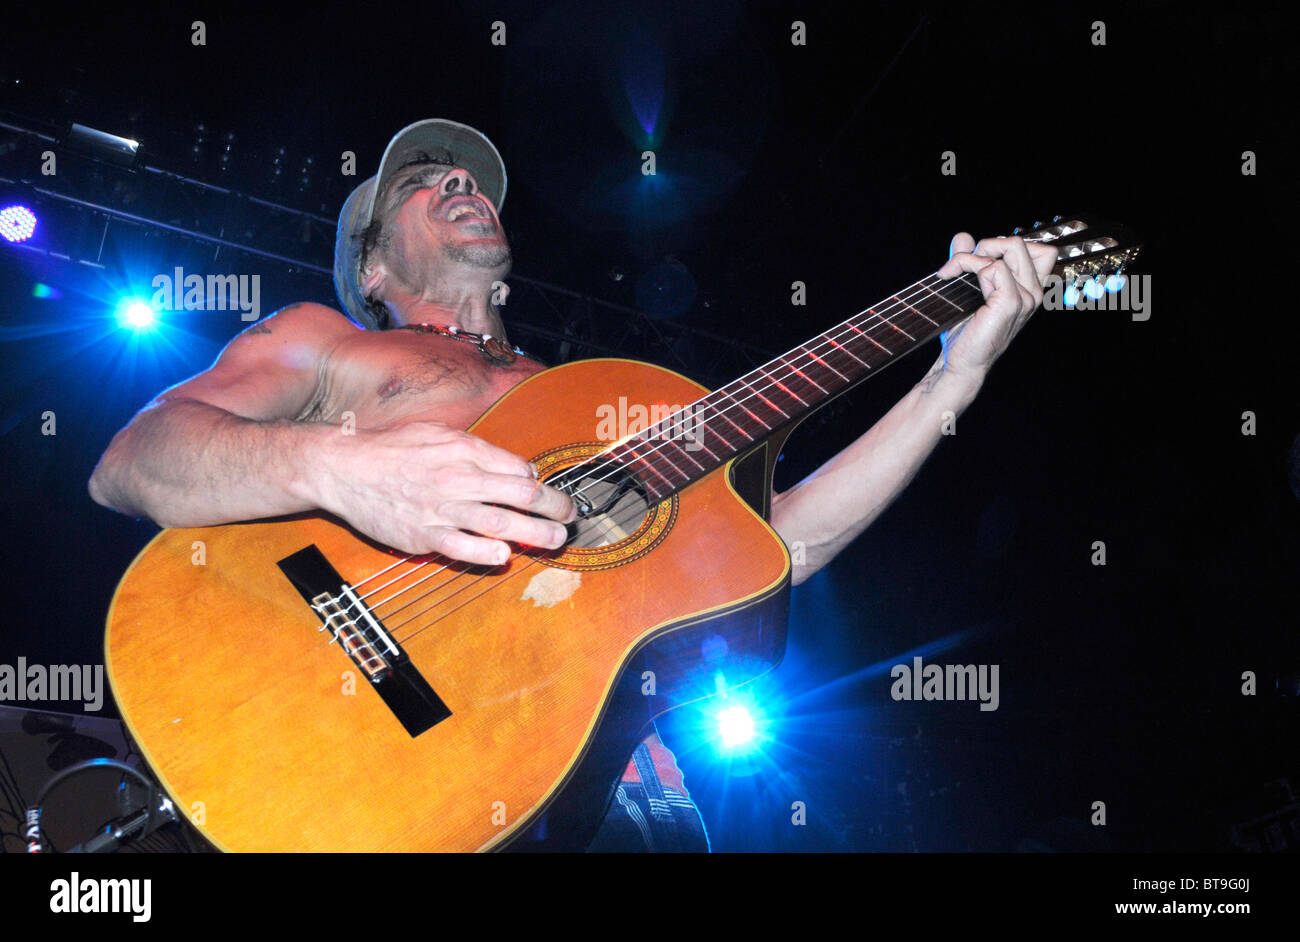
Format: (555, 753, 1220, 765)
(333, 118, 508, 329)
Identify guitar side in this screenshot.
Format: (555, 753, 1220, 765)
(105, 358, 791, 851)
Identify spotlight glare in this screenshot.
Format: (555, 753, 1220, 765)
(0, 205, 38, 243)
(117, 299, 158, 330)
(717, 705, 755, 748)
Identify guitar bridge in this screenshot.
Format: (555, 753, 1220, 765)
(277, 544, 452, 737)
(310, 589, 393, 684)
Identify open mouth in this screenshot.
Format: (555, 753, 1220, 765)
(444, 197, 491, 223)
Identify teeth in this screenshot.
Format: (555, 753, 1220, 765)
(448, 205, 483, 221)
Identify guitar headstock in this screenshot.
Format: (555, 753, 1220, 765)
(1008, 214, 1143, 291)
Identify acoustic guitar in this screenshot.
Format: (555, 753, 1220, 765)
(104, 216, 1140, 851)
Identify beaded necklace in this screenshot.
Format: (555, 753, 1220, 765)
(394, 322, 525, 366)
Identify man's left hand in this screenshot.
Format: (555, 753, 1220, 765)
(934, 233, 1057, 383)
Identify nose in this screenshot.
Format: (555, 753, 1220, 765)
(441, 168, 477, 198)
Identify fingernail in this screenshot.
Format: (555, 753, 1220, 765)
(528, 462, 539, 479)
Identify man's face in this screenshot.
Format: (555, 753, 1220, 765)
(365, 161, 510, 296)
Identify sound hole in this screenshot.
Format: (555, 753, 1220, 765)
(563, 468, 651, 549)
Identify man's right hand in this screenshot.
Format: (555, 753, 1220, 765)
(311, 421, 577, 565)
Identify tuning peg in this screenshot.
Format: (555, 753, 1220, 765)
(1052, 215, 1061, 223)
(1032, 220, 1044, 229)
(1012, 226, 1023, 235)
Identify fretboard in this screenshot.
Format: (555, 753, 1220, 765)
(601, 270, 986, 502)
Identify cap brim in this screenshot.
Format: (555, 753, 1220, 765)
(366, 118, 507, 226)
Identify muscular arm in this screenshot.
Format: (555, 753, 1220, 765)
(769, 233, 1056, 586)
(88, 303, 348, 526)
(769, 354, 980, 586)
(89, 302, 575, 564)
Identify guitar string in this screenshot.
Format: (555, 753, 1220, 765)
(339, 270, 971, 617)
(347, 268, 973, 602)
(370, 274, 983, 642)
(548, 228, 1061, 496)
(543, 270, 977, 497)
(389, 494, 669, 643)
(342, 235, 1058, 600)
(326, 270, 984, 649)
(337, 255, 1062, 655)
(323, 236, 1086, 658)
(544, 274, 993, 507)
(368, 501, 636, 623)
(543, 270, 977, 498)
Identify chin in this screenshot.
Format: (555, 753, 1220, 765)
(445, 241, 512, 271)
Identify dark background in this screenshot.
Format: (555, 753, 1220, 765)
(0, 0, 1296, 852)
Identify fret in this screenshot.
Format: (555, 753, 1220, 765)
(608, 272, 993, 504)
(873, 306, 917, 342)
(704, 389, 759, 442)
(613, 440, 677, 497)
(781, 348, 838, 391)
(672, 416, 722, 463)
(807, 334, 868, 383)
(762, 353, 824, 403)
(732, 371, 795, 420)
(892, 294, 940, 328)
(648, 438, 692, 478)
(823, 332, 871, 370)
(845, 318, 896, 356)
(662, 438, 708, 474)
(799, 344, 852, 383)
(642, 413, 712, 468)
(943, 274, 986, 310)
(711, 385, 770, 434)
(653, 427, 708, 473)
(917, 278, 968, 316)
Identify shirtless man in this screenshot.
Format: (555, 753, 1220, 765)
(88, 119, 1055, 851)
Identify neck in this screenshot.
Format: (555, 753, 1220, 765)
(558, 270, 986, 507)
(392, 296, 504, 336)
(386, 269, 507, 336)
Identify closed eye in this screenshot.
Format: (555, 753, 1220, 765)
(387, 168, 448, 209)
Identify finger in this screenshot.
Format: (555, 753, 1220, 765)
(1025, 241, 1058, 284)
(975, 259, 1021, 313)
(423, 525, 514, 567)
(454, 468, 577, 524)
(937, 232, 977, 278)
(938, 249, 997, 280)
(980, 236, 1044, 306)
(445, 431, 538, 479)
(976, 260, 1037, 339)
(439, 499, 570, 550)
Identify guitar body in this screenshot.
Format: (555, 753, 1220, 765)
(105, 358, 792, 852)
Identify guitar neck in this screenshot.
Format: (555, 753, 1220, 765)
(603, 270, 985, 502)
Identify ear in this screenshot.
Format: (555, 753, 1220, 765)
(359, 256, 387, 300)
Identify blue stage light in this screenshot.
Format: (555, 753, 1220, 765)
(1104, 273, 1127, 293)
(1063, 283, 1081, 307)
(1083, 277, 1104, 300)
(0, 205, 38, 243)
(116, 298, 158, 330)
(717, 705, 755, 748)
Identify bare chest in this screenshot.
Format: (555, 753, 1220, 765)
(299, 331, 545, 432)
